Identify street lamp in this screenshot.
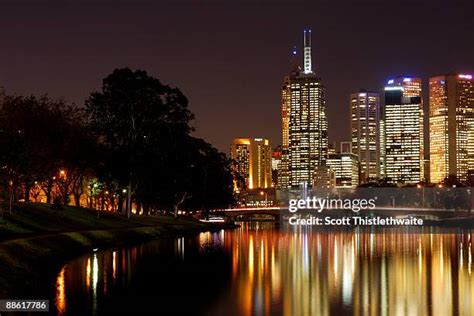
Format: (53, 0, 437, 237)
(59, 169, 67, 180)
(8, 180, 13, 214)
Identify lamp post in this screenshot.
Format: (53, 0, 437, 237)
(8, 180, 13, 215)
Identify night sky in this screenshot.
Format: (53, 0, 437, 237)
(1, 1, 473, 153)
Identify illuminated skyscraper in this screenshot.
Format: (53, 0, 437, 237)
(231, 138, 272, 190)
(327, 142, 359, 188)
(271, 145, 282, 187)
(350, 91, 380, 182)
(280, 30, 328, 188)
(429, 74, 474, 183)
(383, 77, 424, 184)
(379, 117, 386, 177)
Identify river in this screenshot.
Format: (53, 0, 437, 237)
(51, 223, 474, 315)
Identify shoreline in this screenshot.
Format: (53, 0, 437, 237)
(0, 204, 237, 298)
(0, 224, 237, 299)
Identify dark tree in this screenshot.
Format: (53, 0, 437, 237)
(0, 95, 70, 202)
(0, 94, 98, 206)
(86, 68, 235, 216)
(184, 138, 235, 211)
(86, 68, 195, 217)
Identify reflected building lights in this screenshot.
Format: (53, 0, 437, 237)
(55, 265, 66, 315)
(221, 227, 474, 316)
(177, 237, 185, 260)
(92, 254, 99, 314)
(54, 225, 474, 315)
(112, 251, 117, 281)
(86, 257, 91, 289)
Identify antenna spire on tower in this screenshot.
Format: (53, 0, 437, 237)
(303, 29, 312, 74)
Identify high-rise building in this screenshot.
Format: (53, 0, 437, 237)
(271, 145, 282, 187)
(313, 166, 335, 189)
(280, 30, 328, 188)
(383, 77, 424, 184)
(350, 91, 381, 182)
(327, 142, 359, 188)
(230, 138, 272, 190)
(379, 117, 386, 178)
(429, 74, 474, 183)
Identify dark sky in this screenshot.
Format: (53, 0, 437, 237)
(0, 0, 473, 153)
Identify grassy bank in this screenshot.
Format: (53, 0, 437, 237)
(0, 203, 234, 297)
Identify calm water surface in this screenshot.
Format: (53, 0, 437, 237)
(52, 223, 474, 315)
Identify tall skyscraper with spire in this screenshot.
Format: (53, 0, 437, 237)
(278, 30, 328, 188)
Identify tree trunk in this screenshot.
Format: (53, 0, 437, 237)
(44, 178, 53, 204)
(24, 182, 31, 202)
(100, 194, 105, 211)
(143, 203, 150, 216)
(88, 187, 93, 209)
(74, 193, 81, 207)
(174, 192, 188, 219)
(136, 201, 142, 215)
(46, 190, 51, 204)
(126, 177, 132, 219)
(109, 195, 116, 212)
(62, 188, 69, 206)
(117, 194, 124, 213)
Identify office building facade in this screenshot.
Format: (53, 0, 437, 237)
(230, 138, 272, 190)
(429, 74, 474, 183)
(383, 77, 424, 184)
(350, 91, 381, 182)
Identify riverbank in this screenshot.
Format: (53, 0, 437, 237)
(0, 203, 236, 298)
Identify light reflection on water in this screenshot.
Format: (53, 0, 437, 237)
(55, 265, 66, 315)
(54, 224, 474, 315)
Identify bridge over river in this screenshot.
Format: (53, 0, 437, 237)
(222, 206, 472, 221)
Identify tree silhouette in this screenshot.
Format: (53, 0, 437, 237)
(86, 68, 233, 216)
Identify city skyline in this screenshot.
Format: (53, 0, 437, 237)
(0, 1, 473, 153)
(1, 3, 474, 316)
(236, 30, 473, 188)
